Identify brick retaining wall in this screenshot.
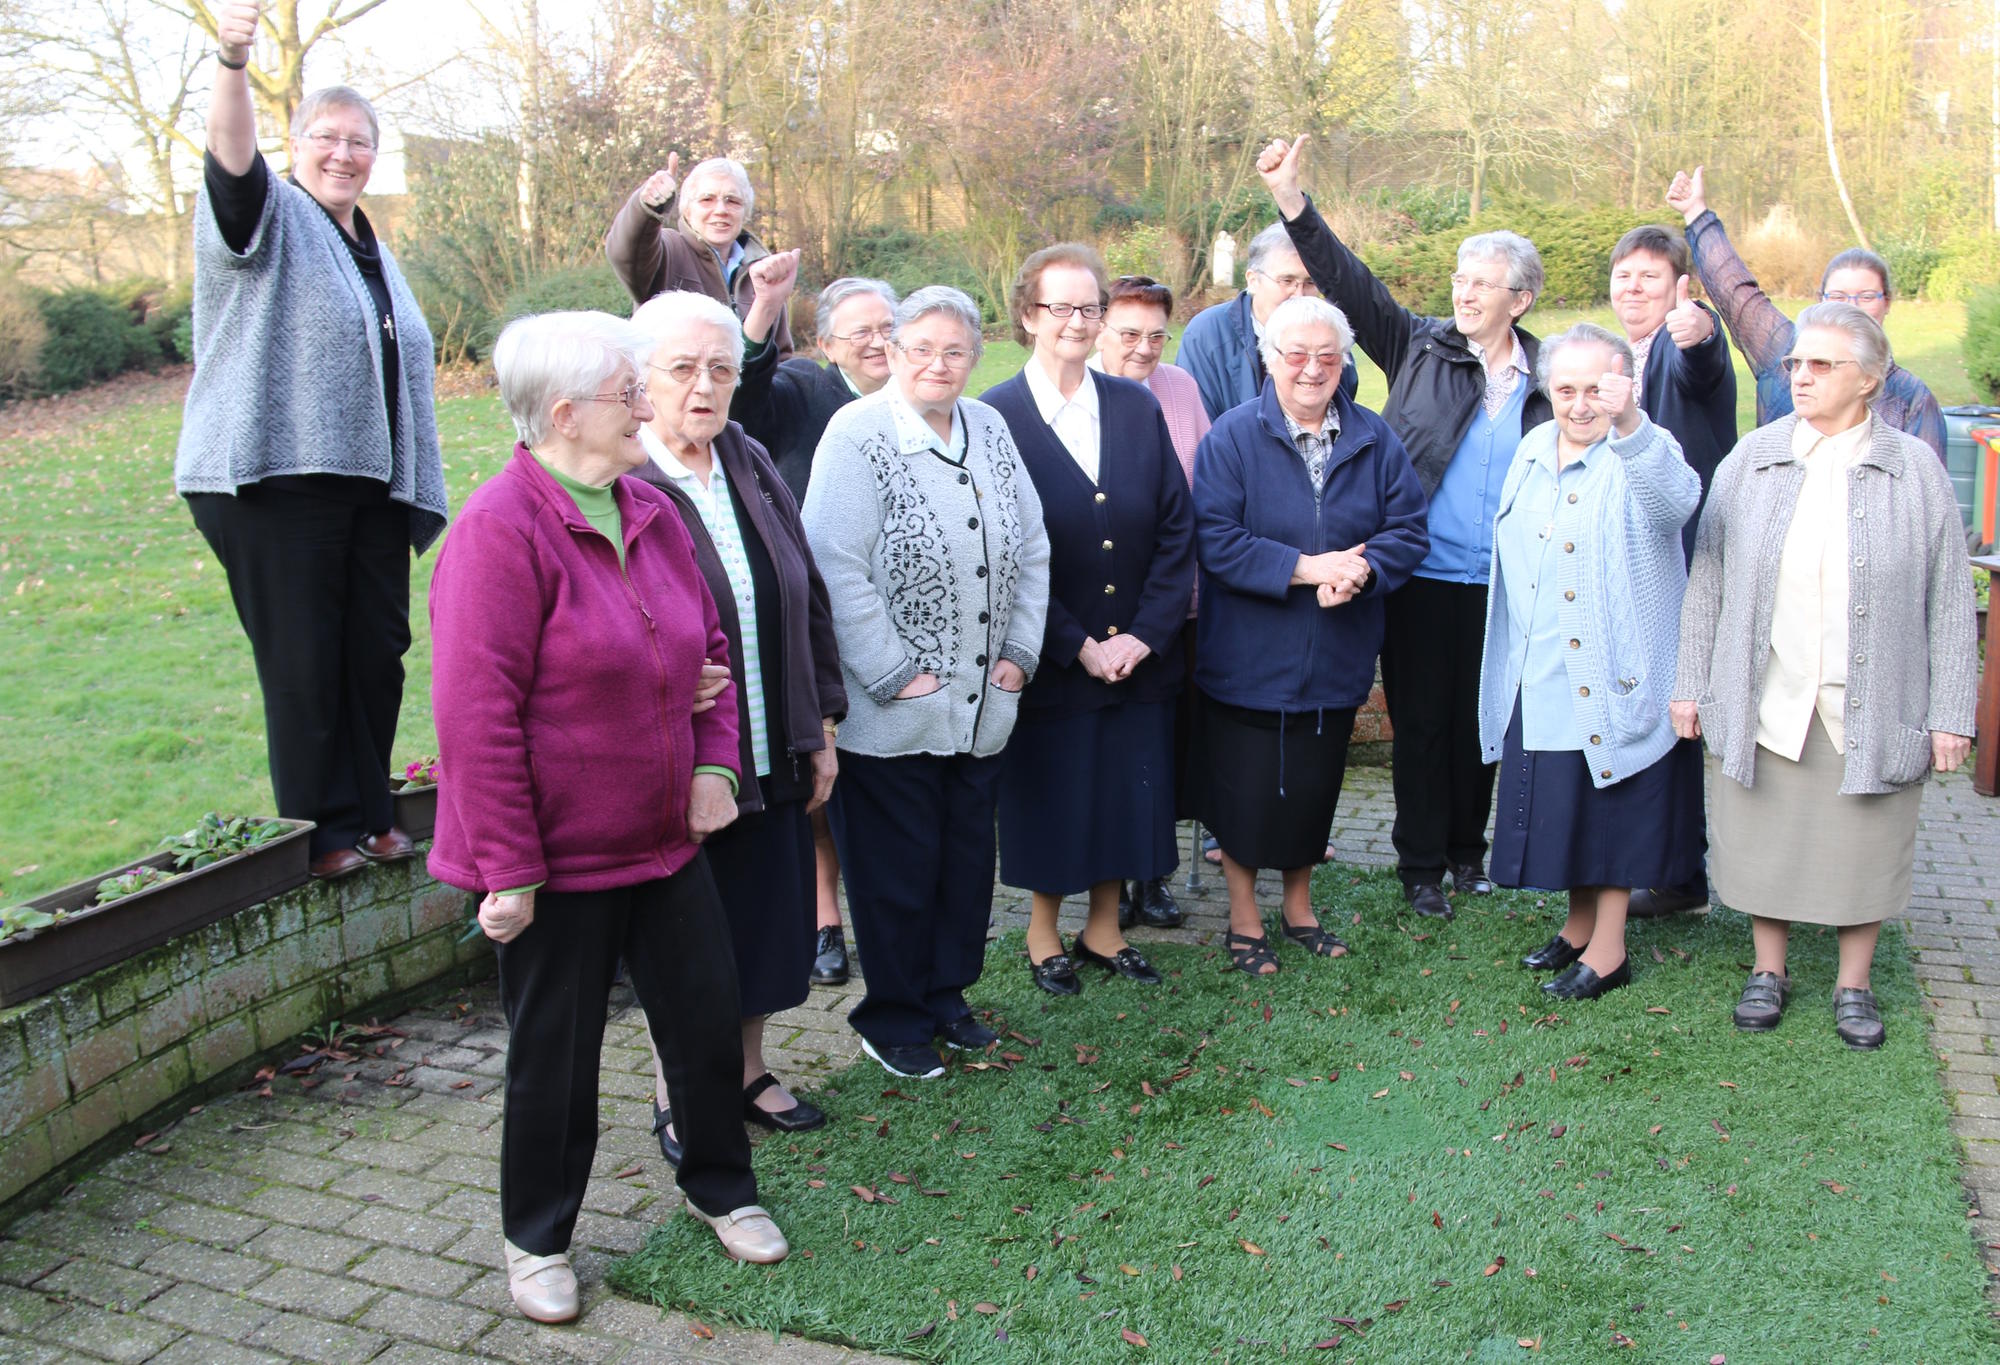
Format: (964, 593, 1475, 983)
(0, 859, 490, 1213)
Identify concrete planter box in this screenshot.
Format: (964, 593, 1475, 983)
(390, 780, 439, 841)
(0, 820, 314, 1007)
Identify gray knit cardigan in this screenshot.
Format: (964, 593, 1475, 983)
(800, 389, 1050, 759)
(175, 163, 448, 552)
(1673, 414, 1978, 793)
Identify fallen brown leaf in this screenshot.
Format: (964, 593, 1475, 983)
(1122, 1327, 1148, 1347)
(1238, 1240, 1265, 1255)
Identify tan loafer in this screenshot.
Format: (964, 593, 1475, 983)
(686, 1202, 790, 1263)
(503, 1239, 578, 1323)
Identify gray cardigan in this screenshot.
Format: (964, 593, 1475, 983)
(800, 388, 1051, 759)
(1478, 416, 1700, 787)
(175, 164, 449, 552)
(1673, 414, 1977, 794)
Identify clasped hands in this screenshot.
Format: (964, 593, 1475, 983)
(1079, 633, 1151, 682)
(1295, 543, 1369, 608)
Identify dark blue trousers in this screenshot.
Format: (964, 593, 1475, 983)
(827, 750, 1003, 1048)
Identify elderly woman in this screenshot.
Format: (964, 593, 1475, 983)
(1674, 304, 1976, 1048)
(1666, 166, 1944, 457)
(1261, 135, 1550, 920)
(1192, 296, 1428, 974)
(607, 152, 793, 357)
(1476, 325, 1703, 1001)
(982, 245, 1194, 995)
(176, 3, 446, 879)
(430, 312, 787, 1322)
(1093, 274, 1211, 925)
(802, 287, 1051, 1079)
(625, 291, 847, 1163)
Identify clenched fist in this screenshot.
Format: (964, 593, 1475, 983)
(216, 1, 261, 58)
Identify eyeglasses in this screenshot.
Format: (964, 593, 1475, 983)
(581, 380, 648, 409)
(1780, 356, 1859, 376)
(302, 130, 376, 155)
(895, 342, 976, 368)
(1033, 302, 1107, 320)
(1820, 290, 1887, 304)
(1111, 328, 1169, 348)
(1251, 271, 1319, 293)
(650, 360, 741, 386)
(1275, 349, 1344, 371)
(1450, 273, 1523, 295)
(826, 324, 894, 345)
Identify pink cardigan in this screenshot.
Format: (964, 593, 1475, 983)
(1146, 362, 1210, 615)
(427, 445, 738, 894)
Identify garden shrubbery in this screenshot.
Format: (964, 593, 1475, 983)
(0, 276, 191, 401)
(1964, 286, 2000, 402)
(1356, 193, 1651, 312)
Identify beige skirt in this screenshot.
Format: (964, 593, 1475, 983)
(1709, 720, 1923, 926)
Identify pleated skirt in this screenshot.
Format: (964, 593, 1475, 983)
(997, 699, 1179, 895)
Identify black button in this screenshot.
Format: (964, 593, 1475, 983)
(976, 654, 987, 666)
(978, 611, 990, 623)
(968, 516, 980, 529)
(968, 693, 979, 703)
(958, 472, 969, 484)
(976, 566, 987, 578)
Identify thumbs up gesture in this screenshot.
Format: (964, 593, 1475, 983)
(1256, 135, 1309, 219)
(1665, 166, 1708, 225)
(641, 152, 681, 213)
(1663, 273, 1714, 350)
(1591, 352, 1640, 436)
(216, 1, 261, 59)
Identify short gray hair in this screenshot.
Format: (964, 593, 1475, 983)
(893, 286, 984, 361)
(1245, 221, 1297, 278)
(1795, 300, 1891, 397)
(815, 277, 898, 340)
(1458, 230, 1544, 300)
(1259, 296, 1354, 372)
(630, 290, 746, 365)
(682, 157, 755, 221)
(492, 311, 651, 447)
(290, 85, 380, 148)
(1535, 322, 1637, 396)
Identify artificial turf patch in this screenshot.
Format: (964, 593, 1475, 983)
(610, 865, 1995, 1362)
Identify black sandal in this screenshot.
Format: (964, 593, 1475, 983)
(1225, 930, 1279, 976)
(1280, 918, 1348, 958)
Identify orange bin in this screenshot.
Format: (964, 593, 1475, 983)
(1979, 427, 2000, 552)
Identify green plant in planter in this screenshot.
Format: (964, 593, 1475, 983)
(94, 866, 179, 904)
(0, 905, 64, 942)
(160, 813, 288, 871)
(400, 755, 441, 787)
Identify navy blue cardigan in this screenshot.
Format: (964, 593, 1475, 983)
(1193, 383, 1429, 712)
(981, 369, 1195, 715)
(1636, 307, 1737, 563)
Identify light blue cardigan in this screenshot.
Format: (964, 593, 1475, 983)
(1476, 415, 1700, 787)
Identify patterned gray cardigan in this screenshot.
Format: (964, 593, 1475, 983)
(1673, 415, 1977, 794)
(174, 164, 448, 552)
(801, 388, 1050, 759)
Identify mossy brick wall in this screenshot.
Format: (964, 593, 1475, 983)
(0, 859, 490, 1210)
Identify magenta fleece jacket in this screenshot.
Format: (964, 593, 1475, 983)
(426, 444, 739, 894)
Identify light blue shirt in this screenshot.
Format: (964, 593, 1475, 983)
(1496, 440, 1602, 750)
(1416, 375, 1528, 583)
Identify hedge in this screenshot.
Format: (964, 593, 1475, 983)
(1965, 286, 2000, 403)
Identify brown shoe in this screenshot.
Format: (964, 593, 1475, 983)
(357, 827, 418, 862)
(309, 847, 369, 879)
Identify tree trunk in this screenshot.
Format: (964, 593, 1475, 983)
(1818, 0, 1870, 250)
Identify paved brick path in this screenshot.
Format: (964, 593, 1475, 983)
(2, 765, 1996, 1363)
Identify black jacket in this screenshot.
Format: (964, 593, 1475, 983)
(1636, 310, 1737, 563)
(1281, 195, 1551, 499)
(630, 422, 847, 810)
(729, 348, 857, 503)
(980, 369, 1195, 715)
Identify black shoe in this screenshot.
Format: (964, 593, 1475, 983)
(1028, 949, 1082, 997)
(651, 1100, 684, 1167)
(1071, 935, 1163, 985)
(810, 926, 850, 985)
(1627, 884, 1709, 919)
(1833, 987, 1885, 1050)
(1521, 934, 1583, 972)
(1449, 862, 1494, 895)
(1130, 877, 1184, 928)
(1732, 971, 1790, 1031)
(1118, 882, 1135, 930)
(1404, 882, 1453, 920)
(1542, 958, 1632, 1000)
(938, 1015, 999, 1051)
(742, 1073, 826, 1132)
(860, 1038, 945, 1080)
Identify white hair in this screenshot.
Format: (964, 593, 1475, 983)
(815, 277, 898, 340)
(893, 286, 985, 361)
(1795, 300, 1891, 398)
(681, 157, 755, 221)
(630, 290, 746, 365)
(1259, 295, 1355, 371)
(1245, 221, 1298, 278)
(492, 311, 651, 447)
(1535, 322, 1637, 396)
(1457, 230, 1545, 300)
(290, 85, 380, 146)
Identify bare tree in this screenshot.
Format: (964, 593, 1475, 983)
(163, 0, 396, 136)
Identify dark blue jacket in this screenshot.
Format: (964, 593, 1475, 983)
(1194, 383, 1429, 712)
(1175, 290, 1356, 423)
(981, 369, 1195, 715)
(1635, 309, 1736, 563)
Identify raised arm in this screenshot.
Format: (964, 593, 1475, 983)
(606, 155, 680, 304)
(1667, 166, 1795, 379)
(206, 3, 262, 175)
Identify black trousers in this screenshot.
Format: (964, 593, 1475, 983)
(1381, 575, 1497, 886)
(827, 750, 1003, 1048)
(493, 862, 756, 1254)
(187, 485, 409, 856)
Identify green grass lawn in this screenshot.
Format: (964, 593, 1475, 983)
(0, 301, 1975, 901)
(611, 868, 1993, 1363)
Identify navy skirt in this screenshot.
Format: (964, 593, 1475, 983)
(702, 779, 816, 1017)
(1489, 706, 1705, 893)
(998, 699, 1178, 895)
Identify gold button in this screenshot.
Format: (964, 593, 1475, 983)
(1568, 638, 1580, 649)
(1102, 539, 1114, 550)
(1106, 626, 1119, 635)
(1105, 584, 1116, 595)
(1567, 493, 1578, 504)
(1589, 734, 1602, 745)
(1578, 686, 1590, 697)
(1600, 769, 1613, 780)
(1094, 493, 1106, 503)
(1563, 590, 1575, 601)
(1563, 542, 1575, 553)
